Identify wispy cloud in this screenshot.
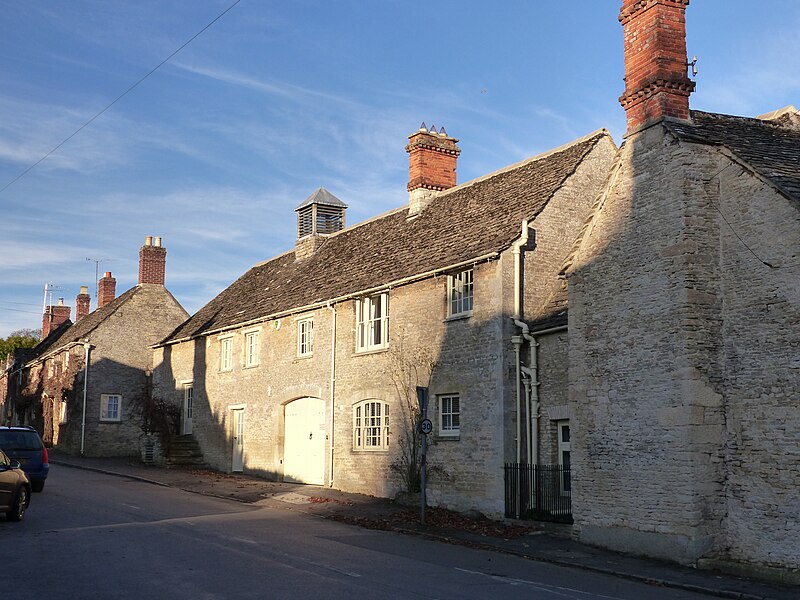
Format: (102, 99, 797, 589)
(694, 18, 800, 115)
(173, 62, 360, 109)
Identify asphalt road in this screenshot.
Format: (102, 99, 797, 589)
(0, 465, 717, 599)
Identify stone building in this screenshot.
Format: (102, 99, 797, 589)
(150, 0, 798, 578)
(1, 237, 188, 457)
(152, 127, 616, 515)
(563, 0, 800, 577)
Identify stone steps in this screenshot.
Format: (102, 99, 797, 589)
(165, 435, 205, 467)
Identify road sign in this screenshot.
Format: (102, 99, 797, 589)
(420, 418, 433, 435)
(416, 386, 429, 412)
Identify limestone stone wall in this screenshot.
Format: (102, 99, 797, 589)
(520, 134, 615, 464)
(713, 156, 800, 569)
(61, 285, 188, 457)
(154, 260, 511, 517)
(567, 126, 727, 563)
(523, 134, 617, 314)
(567, 124, 800, 570)
(536, 331, 570, 463)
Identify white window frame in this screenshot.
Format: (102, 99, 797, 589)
(219, 336, 233, 372)
(59, 399, 68, 424)
(438, 393, 460, 437)
(244, 330, 260, 367)
(353, 400, 390, 451)
(184, 384, 194, 420)
(356, 293, 389, 352)
(297, 318, 314, 357)
(557, 420, 571, 495)
(447, 269, 474, 317)
(100, 394, 122, 422)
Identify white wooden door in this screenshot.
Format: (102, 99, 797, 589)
(182, 385, 193, 435)
(232, 408, 245, 472)
(284, 397, 325, 484)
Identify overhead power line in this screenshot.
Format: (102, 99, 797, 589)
(0, 305, 41, 315)
(0, 0, 242, 195)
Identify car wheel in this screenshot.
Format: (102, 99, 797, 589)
(32, 481, 45, 493)
(7, 486, 28, 522)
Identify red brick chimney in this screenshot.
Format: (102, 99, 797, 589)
(619, 0, 695, 132)
(98, 272, 116, 308)
(75, 286, 91, 321)
(42, 298, 71, 338)
(139, 236, 166, 285)
(406, 123, 460, 215)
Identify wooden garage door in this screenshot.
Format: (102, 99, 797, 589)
(284, 397, 326, 485)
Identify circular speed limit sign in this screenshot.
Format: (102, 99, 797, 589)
(420, 418, 433, 435)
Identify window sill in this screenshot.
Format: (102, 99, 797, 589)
(437, 433, 460, 440)
(353, 346, 389, 357)
(219, 368, 233, 374)
(243, 364, 260, 370)
(296, 354, 313, 360)
(444, 312, 472, 323)
(99, 419, 122, 424)
(351, 448, 390, 453)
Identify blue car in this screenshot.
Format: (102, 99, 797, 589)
(0, 427, 49, 493)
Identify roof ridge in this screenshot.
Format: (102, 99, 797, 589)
(437, 128, 612, 200)
(688, 109, 796, 129)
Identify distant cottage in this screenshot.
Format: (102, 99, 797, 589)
(1, 237, 188, 457)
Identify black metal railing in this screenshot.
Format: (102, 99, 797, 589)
(504, 463, 572, 523)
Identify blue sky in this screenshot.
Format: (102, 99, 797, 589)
(2, 1, 799, 337)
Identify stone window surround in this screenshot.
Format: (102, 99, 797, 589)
(100, 393, 122, 422)
(446, 269, 474, 319)
(437, 393, 461, 438)
(243, 327, 262, 368)
(218, 334, 234, 372)
(297, 317, 314, 357)
(355, 293, 389, 353)
(352, 399, 390, 451)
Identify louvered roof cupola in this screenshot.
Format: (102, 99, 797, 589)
(295, 187, 347, 239)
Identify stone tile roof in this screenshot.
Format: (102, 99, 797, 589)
(562, 109, 800, 279)
(163, 130, 611, 343)
(528, 279, 569, 331)
(30, 287, 141, 360)
(666, 109, 800, 202)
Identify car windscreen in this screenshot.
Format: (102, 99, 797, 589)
(0, 431, 42, 451)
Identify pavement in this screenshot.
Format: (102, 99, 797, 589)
(48, 451, 797, 600)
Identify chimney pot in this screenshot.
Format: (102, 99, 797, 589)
(154, 236, 162, 247)
(98, 271, 117, 307)
(42, 300, 71, 338)
(145, 236, 153, 246)
(76, 286, 91, 321)
(139, 237, 167, 285)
